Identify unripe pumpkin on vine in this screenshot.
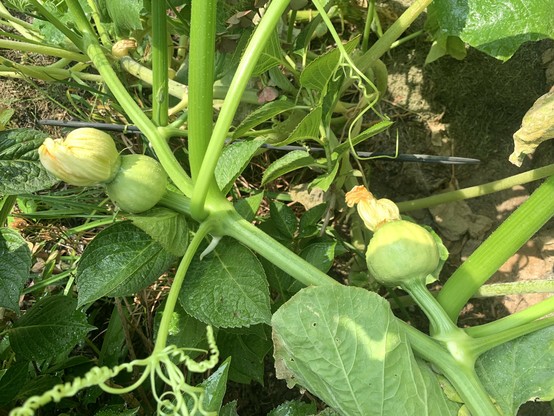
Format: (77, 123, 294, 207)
(365, 220, 440, 287)
(106, 154, 167, 213)
(345, 185, 441, 287)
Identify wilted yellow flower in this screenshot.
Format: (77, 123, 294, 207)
(345, 185, 400, 231)
(111, 39, 137, 58)
(39, 128, 121, 186)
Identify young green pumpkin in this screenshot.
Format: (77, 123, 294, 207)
(366, 220, 440, 287)
(39, 128, 168, 214)
(345, 185, 440, 287)
(106, 154, 168, 214)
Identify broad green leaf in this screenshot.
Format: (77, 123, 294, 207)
(94, 406, 140, 416)
(0, 361, 28, 406)
(187, 358, 231, 414)
(15, 375, 62, 402)
(220, 400, 239, 416)
(104, 0, 143, 34)
(76, 222, 175, 307)
(0, 107, 14, 130)
(217, 326, 272, 384)
(309, 158, 339, 192)
(261, 151, 318, 186)
(428, 0, 554, 61)
(424, 35, 467, 65)
(32, 1, 92, 45)
(300, 37, 359, 93)
(8, 295, 94, 361)
(272, 285, 429, 416)
(299, 203, 327, 238)
(127, 207, 189, 256)
(299, 240, 336, 273)
(46, 355, 94, 373)
(264, 110, 308, 145)
(99, 307, 126, 367)
(416, 359, 461, 415)
(322, 63, 346, 125)
(269, 200, 297, 239)
(317, 409, 341, 416)
(233, 99, 296, 139)
(261, 258, 303, 305)
(216, 138, 265, 193)
(154, 301, 209, 360)
(475, 326, 554, 415)
(269, 66, 296, 94)
(0, 228, 31, 312)
(179, 237, 271, 328)
(0, 128, 58, 193)
(252, 29, 282, 76)
(2, 0, 33, 13)
(333, 120, 393, 156)
(271, 106, 323, 147)
(268, 400, 317, 416)
(234, 192, 264, 222)
(32, 18, 66, 47)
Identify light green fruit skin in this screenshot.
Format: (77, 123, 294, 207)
(106, 154, 168, 213)
(366, 220, 440, 287)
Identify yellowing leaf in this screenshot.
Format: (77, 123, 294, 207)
(509, 91, 554, 166)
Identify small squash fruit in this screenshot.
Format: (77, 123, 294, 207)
(106, 154, 167, 213)
(365, 220, 440, 287)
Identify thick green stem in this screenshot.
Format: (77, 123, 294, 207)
(0, 6, 39, 40)
(0, 195, 17, 226)
(188, 0, 217, 180)
(0, 39, 87, 61)
(156, 192, 338, 288)
(401, 279, 461, 339)
(64, 0, 193, 197)
(222, 210, 339, 288)
(399, 321, 501, 416)
(158, 190, 191, 216)
(0, 56, 99, 82)
(397, 164, 554, 212)
(151, 0, 170, 127)
(191, 0, 290, 219)
(438, 175, 554, 322)
(361, 0, 375, 52)
(119, 57, 260, 105)
(466, 296, 554, 338)
(468, 317, 554, 357)
(475, 280, 554, 297)
(154, 221, 212, 350)
(86, 0, 111, 46)
(390, 29, 424, 49)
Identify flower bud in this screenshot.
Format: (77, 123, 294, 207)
(38, 128, 121, 186)
(365, 220, 440, 287)
(345, 185, 400, 231)
(112, 39, 137, 58)
(106, 154, 168, 213)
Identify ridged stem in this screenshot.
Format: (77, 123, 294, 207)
(438, 175, 554, 322)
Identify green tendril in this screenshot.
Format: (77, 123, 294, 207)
(11, 327, 219, 416)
